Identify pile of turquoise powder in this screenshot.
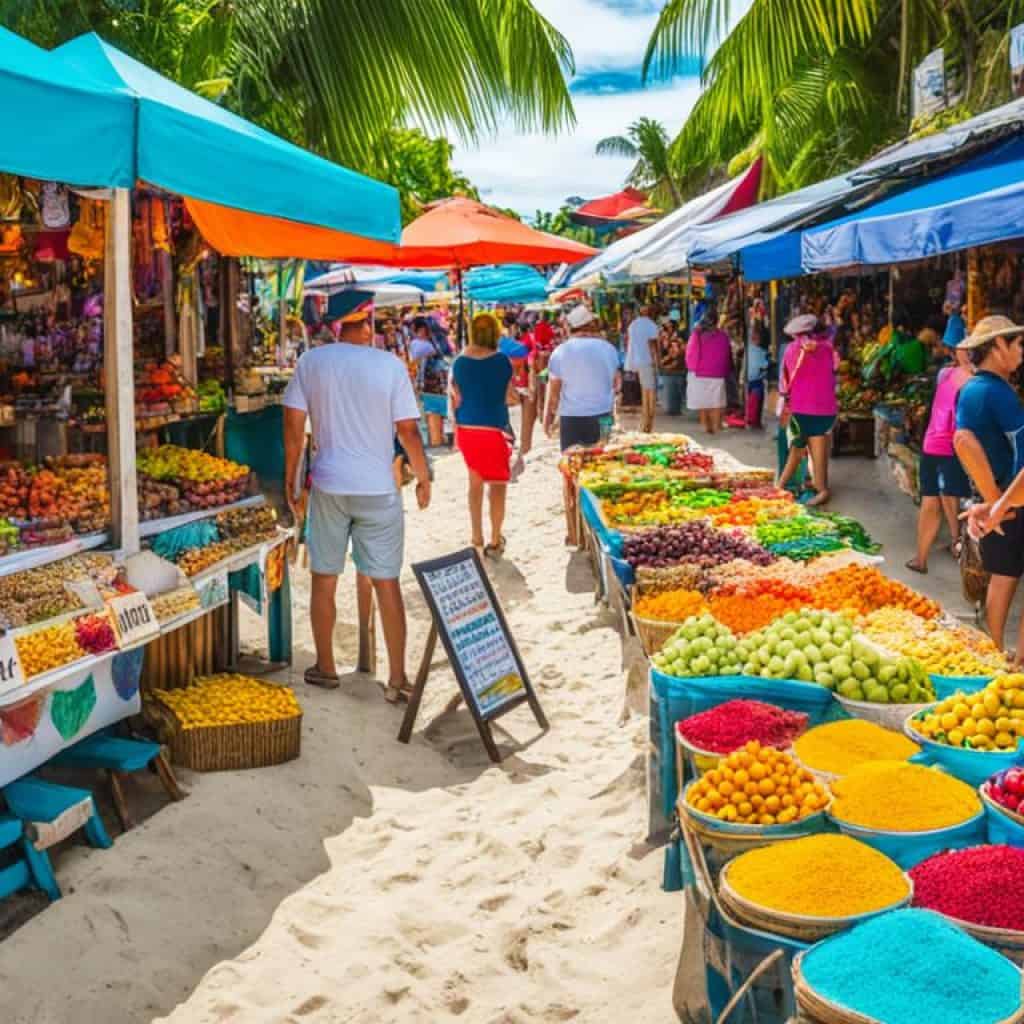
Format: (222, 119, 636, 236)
(801, 909, 1021, 1024)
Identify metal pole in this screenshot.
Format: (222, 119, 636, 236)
(457, 268, 466, 349)
(104, 188, 140, 556)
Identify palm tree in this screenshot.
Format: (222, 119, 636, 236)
(595, 117, 683, 207)
(640, 0, 1021, 199)
(4, 0, 576, 177)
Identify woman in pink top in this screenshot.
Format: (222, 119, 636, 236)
(907, 345, 973, 573)
(686, 309, 732, 434)
(777, 314, 839, 506)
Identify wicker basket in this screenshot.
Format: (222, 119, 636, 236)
(677, 794, 826, 858)
(719, 865, 911, 943)
(632, 613, 683, 656)
(146, 696, 302, 772)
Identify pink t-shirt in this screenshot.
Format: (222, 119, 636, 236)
(923, 365, 970, 456)
(685, 328, 732, 379)
(782, 335, 838, 416)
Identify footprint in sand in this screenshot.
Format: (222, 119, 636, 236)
(287, 922, 327, 950)
(502, 927, 530, 972)
(478, 892, 512, 912)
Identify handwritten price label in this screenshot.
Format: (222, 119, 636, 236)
(0, 633, 25, 697)
(106, 591, 160, 648)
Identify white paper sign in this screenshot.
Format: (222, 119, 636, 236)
(106, 592, 160, 648)
(0, 634, 25, 697)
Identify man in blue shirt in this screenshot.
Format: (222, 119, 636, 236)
(953, 315, 1024, 650)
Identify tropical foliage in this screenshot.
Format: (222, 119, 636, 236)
(1, 0, 575, 212)
(595, 117, 682, 207)
(532, 208, 600, 246)
(644, 0, 1024, 200)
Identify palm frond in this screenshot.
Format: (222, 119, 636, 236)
(596, 136, 639, 158)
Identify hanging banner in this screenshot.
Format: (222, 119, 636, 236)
(1012, 25, 1024, 98)
(913, 48, 946, 120)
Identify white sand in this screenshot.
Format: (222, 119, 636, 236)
(148, 430, 678, 1023)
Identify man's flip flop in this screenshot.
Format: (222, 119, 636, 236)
(304, 666, 340, 689)
(484, 536, 507, 560)
(382, 678, 414, 704)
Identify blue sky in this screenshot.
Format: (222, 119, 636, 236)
(452, 0, 710, 218)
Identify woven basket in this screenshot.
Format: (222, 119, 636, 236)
(719, 865, 911, 943)
(793, 950, 1024, 1023)
(982, 784, 1024, 827)
(632, 613, 684, 657)
(677, 795, 826, 858)
(146, 697, 302, 772)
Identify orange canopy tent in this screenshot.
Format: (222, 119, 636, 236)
(391, 197, 597, 269)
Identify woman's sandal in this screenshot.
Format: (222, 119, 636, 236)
(382, 677, 415, 704)
(484, 536, 507, 560)
(304, 665, 340, 690)
(950, 540, 964, 560)
(905, 558, 928, 575)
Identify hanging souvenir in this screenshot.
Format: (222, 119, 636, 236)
(0, 694, 44, 746)
(68, 198, 105, 261)
(0, 174, 23, 221)
(39, 182, 70, 228)
(152, 198, 171, 253)
(50, 675, 97, 740)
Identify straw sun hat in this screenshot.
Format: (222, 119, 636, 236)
(784, 313, 818, 337)
(956, 314, 1024, 350)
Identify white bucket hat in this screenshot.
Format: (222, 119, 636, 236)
(566, 304, 597, 329)
(784, 313, 819, 337)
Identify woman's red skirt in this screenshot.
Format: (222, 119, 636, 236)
(456, 425, 511, 483)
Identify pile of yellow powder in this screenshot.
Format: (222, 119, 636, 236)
(829, 761, 981, 831)
(794, 720, 920, 777)
(725, 834, 909, 917)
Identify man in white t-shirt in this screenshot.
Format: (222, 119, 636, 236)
(283, 292, 431, 702)
(625, 304, 659, 432)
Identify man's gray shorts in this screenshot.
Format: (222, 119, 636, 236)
(308, 489, 404, 579)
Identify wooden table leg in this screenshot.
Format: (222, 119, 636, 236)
(153, 750, 186, 801)
(109, 769, 133, 831)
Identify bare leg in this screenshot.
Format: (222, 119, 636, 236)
(519, 396, 536, 455)
(708, 407, 723, 434)
(642, 389, 656, 432)
(940, 495, 962, 549)
(468, 469, 485, 547)
(563, 475, 578, 546)
(909, 496, 942, 571)
(987, 574, 1019, 652)
(777, 444, 807, 492)
(805, 435, 831, 504)
(698, 410, 708, 432)
(488, 483, 507, 548)
(310, 572, 340, 677)
(371, 577, 407, 688)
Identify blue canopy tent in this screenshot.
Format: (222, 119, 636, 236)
(0, 27, 134, 186)
(52, 33, 399, 242)
(802, 137, 1024, 272)
(464, 264, 549, 304)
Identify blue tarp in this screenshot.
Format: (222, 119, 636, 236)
(802, 136, 1024, 271)
(0, 27, 134, 186)
(51, 33, 400, 241)
(464, 264, 549, 304)
(739, 232, 805, 282)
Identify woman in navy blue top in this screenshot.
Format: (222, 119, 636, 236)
(450, 313, 517, 558)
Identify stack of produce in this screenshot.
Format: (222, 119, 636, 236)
(632, 589, 707, 623)
(152, 586, 201, 622)
(0, 553, 114, 629)
(672, 451, 714, 473)
(798, 909, 1022, 1024)
(73, 612, 117, 655)
(651, 614, 742, 677)
(602, 491, 701, 527)
(634, 563, 705, 595)
(705, 557, 812, 591)
(686, 742, 829, 824)
(860, 607, 1007, 677)
(829, 761, 981, 831)
(152, 673, 301, 728)
(621, 522, 774, 570)
(670, 487, 732, 511)
(754, 514, 835, 548)
(985, 767, 1024, 818)
(710, 496, 797, 529)
(910, 675, 1024, 751)
(725, 834, 909, 915)
(137, 446, 252, 515)
(215, 503, 277, 545)
(708, 579, 816, 634)
(793, 720, 920, 777)
(810, 511, 881, 554)
(676, 701, 807, 755)
(910, 846, 1024, 931)
(814, 564, 940, 619)
(15, 621, 87, 678)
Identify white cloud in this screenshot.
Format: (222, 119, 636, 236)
(451, 0, 702, 217)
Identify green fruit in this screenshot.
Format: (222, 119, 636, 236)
(797, 665, 814, 682)
(830, 657, 852, 680)
(866, 685, 890, 704)
(811, 628, 830, 647)
(837, 679, 861, 699)
(891, 683, 910, 702)
(851, 661, 871, 681)
(816, 671, 835, 689)
(820, 642, 840, 660)
(804, 644, 822, 664)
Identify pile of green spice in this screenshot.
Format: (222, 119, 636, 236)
(801, 909, 1022, 1024)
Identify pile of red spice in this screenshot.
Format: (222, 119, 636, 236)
(910, 845, 1024, 930)
(676, 699, 808, 755)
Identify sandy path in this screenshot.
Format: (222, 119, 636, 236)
(150, 430, 678, 1023)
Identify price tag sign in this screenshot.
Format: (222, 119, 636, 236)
(106, 591, 160, 648)
(0, 633, 25, 698)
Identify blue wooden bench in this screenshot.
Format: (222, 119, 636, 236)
(3, 777, 112, 861)
(53, 732, 185, 831)
(0, 811, 59, 901)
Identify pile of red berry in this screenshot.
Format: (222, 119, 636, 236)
(74, 613, 117, 655)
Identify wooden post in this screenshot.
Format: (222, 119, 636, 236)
(161, 249, 177, 358)
(278, 260, 288, 368)
(967, 247, 980, 329)
(769, 279, 779, 360)
(104, 188, 140, 556)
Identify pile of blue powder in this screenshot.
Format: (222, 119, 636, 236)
(801, 909, 1021, 1024)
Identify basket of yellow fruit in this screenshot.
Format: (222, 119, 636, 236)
(147, 673, 302, 771)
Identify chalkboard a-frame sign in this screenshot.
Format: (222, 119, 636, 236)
(398, 548, 548, 762)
